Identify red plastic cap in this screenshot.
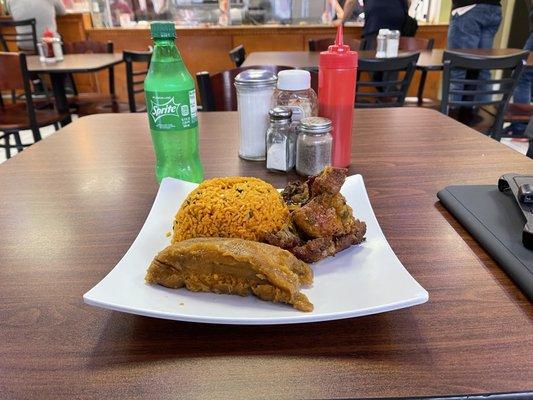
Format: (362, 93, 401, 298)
(319, 24, 358, 69)
(43, 27, 54, 38)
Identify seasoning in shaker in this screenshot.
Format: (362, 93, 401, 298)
(386, 30, 400, 58)
(234, 69, 277, 160)
(266, 107, 294, 172)
(272, 70, 317, 123)
(376, 29, 389, 58)
(296, 117, 333, 177)
(52, 35, 64, 61)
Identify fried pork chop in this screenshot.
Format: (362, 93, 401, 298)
(265, 167, 367, 263)
(146, 237, 313, 312)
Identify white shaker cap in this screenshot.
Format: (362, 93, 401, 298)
(277, 70, 311, 91)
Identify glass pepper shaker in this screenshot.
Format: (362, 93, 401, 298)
(266, 107, 295, 172)
(296, 117, 333, 177)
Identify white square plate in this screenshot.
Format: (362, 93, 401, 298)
(84, 175, 428, 325)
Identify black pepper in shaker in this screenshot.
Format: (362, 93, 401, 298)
(296, 117, 333, 176)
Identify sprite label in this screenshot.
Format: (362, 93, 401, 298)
(146, 89, 198, 132)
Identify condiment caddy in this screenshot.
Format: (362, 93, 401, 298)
(38, 27, 64, 63)
(376, 29, 400, 59)
(235, 24, 358, 176)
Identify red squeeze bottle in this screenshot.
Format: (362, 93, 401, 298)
(318, 24, 358, 168)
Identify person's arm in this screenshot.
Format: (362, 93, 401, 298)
(53, 0, 67, 16)
(332, 0, 357, 25)
(329, 0, 345, 18)
(342, 0, 359, 23)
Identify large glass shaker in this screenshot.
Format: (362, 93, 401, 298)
(234, 69, 277, 160)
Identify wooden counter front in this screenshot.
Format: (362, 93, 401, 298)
(86, 24, 448, 103)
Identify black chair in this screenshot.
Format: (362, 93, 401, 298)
(398, 37, 435, 106)
(0, 52, 67, 159)
(355, 52, 420, 108)
(526, 117, 533, 158)
(0, 18, 38, 54)
(308, 37, 363, 52)
(0, 18, 51, 105)
(196, 66, 316, 112)
(124, 49, 152, 113)
(229, 45, 246, 68)
(441, 50, 529, 140)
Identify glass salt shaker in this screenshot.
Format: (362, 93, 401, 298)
(376, 29, 389, 58)
(296, 117, 333, 177)
(386, 30, 400, 58)
(266, 107, 294, 172)
(52, 35, 64, 61)
(234, 69, 277, 161)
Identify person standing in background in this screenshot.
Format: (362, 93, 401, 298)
(337, 0, 408, 48)
(509, 0, 533, 135)
(447, 1, 502, 103)
(448, 0, 502, 52)
(6, 0, 66, 51)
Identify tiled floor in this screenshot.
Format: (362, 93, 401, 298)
(0, 115, 529, 165)
(0, 124, 57, 163)
(500, 137, 530, 155)
(0, 114, 78, 163)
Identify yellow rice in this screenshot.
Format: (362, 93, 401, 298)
(172, 177, 289, 243)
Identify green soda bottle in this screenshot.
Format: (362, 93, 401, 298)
(144, 21, 204, 183)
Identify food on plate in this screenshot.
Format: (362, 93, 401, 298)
(265, 167, 366, 263)
(172, 177, 289, 243)
(146, 237, 313, 312)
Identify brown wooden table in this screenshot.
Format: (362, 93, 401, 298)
(0, 109, 532, 399)
(243, 49, 533, 70)
(27, 53, 124, 125)
(243, 49, 532, 105)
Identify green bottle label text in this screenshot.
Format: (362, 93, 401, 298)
(146, 90, 198, 132)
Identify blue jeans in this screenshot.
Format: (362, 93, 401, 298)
(447, 4, 503, 103)
(513, 33, 533, 104)
(508, 33, 533, 134)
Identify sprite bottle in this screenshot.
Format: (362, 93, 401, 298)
(144, 22, 204, 183)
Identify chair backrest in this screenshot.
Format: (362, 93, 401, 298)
(308, 37, 362, 52)
(124, 49, 152, 113)
(0, 18, 38, 54)
(362, 36, 433, 51)
(63, 40, 113, 54)
(0, 52, 37, 124)
(441, 50, 529, 136)
(399, 37, 434, 51)
(63, 40, 115, 96)
(355, 52, 420, 108)
(229, 45, 246, 68)
(196, 65, 298, 112)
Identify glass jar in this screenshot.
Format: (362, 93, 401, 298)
(376, 29, 389, 58)
(272, 70, 318, 124)
(386, 30, 400, 58)
(266, 107, 294, 172)
(296, 117, 333, 177)
(234, 69, 277, 161)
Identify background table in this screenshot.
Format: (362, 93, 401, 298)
(27, 53, 124, 125)
(0, 109, 532, 399)
(243, 49, 533, 70)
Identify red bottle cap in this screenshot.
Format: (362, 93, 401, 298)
(43, 27, 54, 38)
(319, 24, 358, 69)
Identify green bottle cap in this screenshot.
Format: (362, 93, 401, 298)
(150, 21, 176, 39)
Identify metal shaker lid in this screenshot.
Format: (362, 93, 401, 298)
(299, 117, 332, 133)
(269, 107, 292, 121)
(234, 69, 277, 88)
